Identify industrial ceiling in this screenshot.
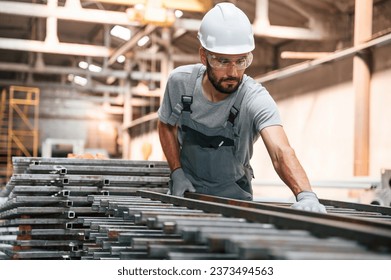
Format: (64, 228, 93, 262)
(0, 0, 390, 115)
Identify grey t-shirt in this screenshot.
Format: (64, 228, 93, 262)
(158, 64, 282, 166)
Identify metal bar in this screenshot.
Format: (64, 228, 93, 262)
(131, 238, 184, 250)
(278, 251, 391, 260)
(11, 185, 97, 195)
(150, 216, 240, 229)
(0, 205, 97, 219)
(133, 211, 222, 225)
(238, 244, 391, 260)
(0, 197, 75, 211)
(6, 240, 82, 248)
(148, 244, 209, 258)
(10, 250, 81, 259)
(101, 187, 168, 195)
(319, 200, 391, 216)
(92, 222, 139, 231)
(13, 156, 168, 169)
(138, 191, 391, 248)
(27, 165, 170, 176)
(9, 173, 169, 187)
(117, 232, 182, 243)
(186, 193, 391, 229)
(255, 33, 391, 83)
(119, 251, 149, 260)
(29, 228, 86, 236)
(167, 252, 237, 260)
(212, 233, 327, 253)
(253, 178, 380, 189)
(1, 218, 70, 226)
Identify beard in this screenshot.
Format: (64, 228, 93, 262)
(206, 62, 242, 94)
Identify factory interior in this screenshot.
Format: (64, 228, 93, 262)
(0, 0, 391, 261)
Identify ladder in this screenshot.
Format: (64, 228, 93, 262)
(0, 88, 8, 187)
(0, 86, 40, 187)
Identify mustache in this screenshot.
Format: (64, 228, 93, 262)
(221, 77, 240, 82)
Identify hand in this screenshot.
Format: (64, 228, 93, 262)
(168, 168, 196, 197)
(291, 191, 327, 213)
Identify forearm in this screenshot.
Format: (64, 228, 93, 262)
(260, 125, 325, 212)
(272, 146, 312, 196)
(157, 120, 181, 172)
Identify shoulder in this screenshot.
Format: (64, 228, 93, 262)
(242, 76, 268, 95)
(238, 77, 281, 130)
(239, 76, 279, 116)
(168, 64, 204, 82)
(241, 76, 273, 102)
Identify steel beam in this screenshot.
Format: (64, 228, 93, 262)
(186, 193, 391, 229)
(139, 191, 391, 248)
(255, 33, 391, 83)
(27, 164, 170, 176)
(0, 38, 111, 57)
(0, 1, 139, 26)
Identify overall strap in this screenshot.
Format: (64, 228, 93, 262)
(227, 77, 248, 126)
(166, 64, 203, 125)
(186, 64, 203, 97)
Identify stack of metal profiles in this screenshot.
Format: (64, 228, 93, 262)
(0, 157, 170, 259)
(79, 191, 391, 260)
(0, 157, 391, 260)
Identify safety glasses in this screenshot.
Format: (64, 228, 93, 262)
(205, 51, 253, 70)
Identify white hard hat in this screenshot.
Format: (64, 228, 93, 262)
(197, 2, 255, 55)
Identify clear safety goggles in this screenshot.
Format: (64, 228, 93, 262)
(205, 51, 253, 70)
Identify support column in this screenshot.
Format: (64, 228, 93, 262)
(353, 0, 373, 176)
(160, 27, 174, 105)
(122, 59, 132, 159)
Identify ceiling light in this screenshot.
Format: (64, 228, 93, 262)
(137, 36, 150, 47)
(175, 10, 183, 18)
(116, 55, 126, 64)
(88, 64, 102, 73)
(78, 61, 102, 73)
(78, 61, 88, 70)
(126, 1, 176, 27)
(110, 25, 132, 41)
(134, 4, 145, 10)
(144, 5, 166, 23)
(74, 76, 87, 86)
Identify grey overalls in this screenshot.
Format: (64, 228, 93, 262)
(167, 64, 253, 201)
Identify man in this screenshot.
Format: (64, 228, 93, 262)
(157, 2, 326, 213)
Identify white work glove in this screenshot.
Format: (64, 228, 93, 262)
(168, 168, 196, 197)
(291, 191, 327, 213)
